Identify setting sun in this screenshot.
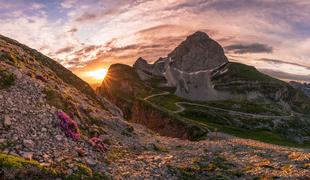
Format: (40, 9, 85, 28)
(84, 68, 108, 80)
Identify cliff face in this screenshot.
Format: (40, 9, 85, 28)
(131, 100, 207, 140)
(132, 31, 230, 101)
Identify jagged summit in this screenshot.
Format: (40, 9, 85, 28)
(168, 31, 228, 72)
(185, 31, 210, 41)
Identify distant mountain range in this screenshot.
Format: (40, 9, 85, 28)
(99, 31, 310, 144)
(290, 81, 310, 97)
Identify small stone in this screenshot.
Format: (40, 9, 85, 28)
(43, 153, 49, 160)
(7, 97, 13, 105)
(67, 169, 73, 175)
(23, 139, 35, 148)
(41, 127, 47, 132)
(13, 69, 23, 79)
(0, 139, 6, 144)
(55, 135, 62, 141)
(40, 162, 51, 167)
(4, 115, 12, 127)
(86, 158, 96, 166)
(23, 152, 33, 160)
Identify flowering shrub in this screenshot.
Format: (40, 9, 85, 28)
(89, 137, 107, 152)
(57, 111, 80, 141)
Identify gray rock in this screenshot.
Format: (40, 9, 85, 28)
(55, 135, 63, 141)
(0, 138, 6, 144)
(168, 31, 228, 72)
(23, 139, 35, 148)
(22, 152, 33, 160)
(4, 115, 12, 127)
(86, 158, 96, 166)
(12, 69, 23, 79)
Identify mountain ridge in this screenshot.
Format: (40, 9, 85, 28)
(100, 31, 310, 145)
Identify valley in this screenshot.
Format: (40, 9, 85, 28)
(99, 32, 310, 148)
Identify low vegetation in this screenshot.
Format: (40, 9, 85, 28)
(168, 153, 244, 179)
(0, 67, 16, 89)
(213, 62, 285, 83)
(148, 92, 310, 148)
(0, 152, 58, 179)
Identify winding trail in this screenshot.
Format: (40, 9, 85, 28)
(144, 91, 170, 101)
(144, 91, 293, 119)
(173, 102, 293, 119)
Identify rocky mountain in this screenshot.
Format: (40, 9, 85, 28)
(1, 33, 310, 179)
(100, 31, 310, 145)
(290, 81, 310, 97)
(168, 31, 228, 72)
(133, 32, 308, 106)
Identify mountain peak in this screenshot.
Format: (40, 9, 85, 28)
(186, 31, 210, 41)
(168, 31, 228, 72)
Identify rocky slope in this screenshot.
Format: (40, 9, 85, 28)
(0, 35, 142, 179)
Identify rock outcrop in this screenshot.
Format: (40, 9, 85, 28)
(168, 31, 228, 72)
(133, 57, 165, 80)
(131, 99, 207, 140)
(133, 31, 230, 101)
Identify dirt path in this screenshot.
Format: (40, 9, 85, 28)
(144, 91, 170, 101)
(173, 102, 293, 119)
(144, 92, 293, 119)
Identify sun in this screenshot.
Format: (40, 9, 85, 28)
(85, 68, 108, 80)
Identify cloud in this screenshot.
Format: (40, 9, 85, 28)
(60, 0, 76, 9)
(259, 58, 310, 70)
(225, 43, 273, 54)
(1, 0, 310, 83)
(55, 46, 75, 54)
(67, 28, 78, 33)
(259, 68, 310, 82)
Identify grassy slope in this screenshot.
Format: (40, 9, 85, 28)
(148, 93, 310, 148)
(214, 62, 285, 83)
(103, 63, 309, 147)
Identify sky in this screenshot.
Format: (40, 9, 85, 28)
(0, 0, 310, 84)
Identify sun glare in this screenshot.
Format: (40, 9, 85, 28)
(85, 69, 108, 80)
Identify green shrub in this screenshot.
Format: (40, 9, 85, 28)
(0, 153, 58, 179)
(152, 143, 168, 152)
(43, 87, 72, 113)
(0, 68, 15, 89)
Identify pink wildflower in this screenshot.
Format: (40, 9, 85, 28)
(89, 137, 107, 152)
(57, 111, 80, 141)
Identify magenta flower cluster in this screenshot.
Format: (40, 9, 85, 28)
(57, 111, 81, 141)
(89, 137, 107, 152)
